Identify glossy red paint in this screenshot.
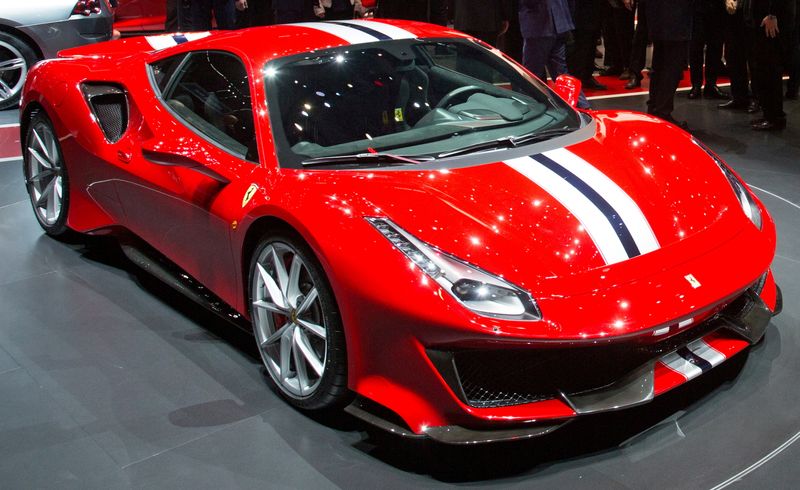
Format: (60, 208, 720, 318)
(114, 0, 166, 33)
(21, 21, 779, 438)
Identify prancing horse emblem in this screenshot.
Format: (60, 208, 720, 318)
(242, 184, 258, 208)
(684, 274, 701, 289)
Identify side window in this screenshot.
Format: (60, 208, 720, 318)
(150, 51, 259, 163)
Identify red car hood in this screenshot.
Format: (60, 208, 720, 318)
(314, 112, 773, 339)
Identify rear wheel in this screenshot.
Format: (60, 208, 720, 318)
(0, 32, 37, 110)
(248, 233, 348, 409)
(23, 111, 71, 237)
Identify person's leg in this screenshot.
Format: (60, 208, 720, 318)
(688, 8, 706, 91)
(613, 5, 635, 72)
(628, 1, 648, 80)
(212, 0, 236, 29)
(523, 36, 556, 82)
(703, 7, 725, 93)
(190, 0, 213, 30)
(166, 0, 179, 31)
(722, 9, 749, 105)
(755, 36, 785, 124)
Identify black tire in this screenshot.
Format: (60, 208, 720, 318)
(23, 110, 72, 237)
(0, 31, 38, 110)
(248, 231, 349, 410)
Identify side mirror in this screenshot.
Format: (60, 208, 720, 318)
(554, 75, 582, 108)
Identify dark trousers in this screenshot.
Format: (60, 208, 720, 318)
(569, 28, 600, 81)
(749, 28, 786, 121)
(524, 35, 568, 82)
(724, 9, 750, 102)
(603, 5, 634, 69)
(324, 6, 354, 20)
(629, 0, 648, 78)
(647, 40, 688, 119)
(166, 0, 191, 31)
(689, 7, 725, 89)
(190, 0, 236, 30)
(236, 0, 274, 27)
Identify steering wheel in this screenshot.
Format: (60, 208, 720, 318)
(435, 85, 485, 109)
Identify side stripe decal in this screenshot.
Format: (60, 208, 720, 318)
(294, 21, 417, 45)
(145, 32, 211, 50)
(329, 21, 392, 40)
(505, 149, 660, 265)
(661, 339, 727, 381)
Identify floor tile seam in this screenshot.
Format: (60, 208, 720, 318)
(0, 199, 26, 211)
(119, 409, 272, 470)
(10, 359, 124, 468)
(0, 269, 59, 290)
(0, 366, 21, 377)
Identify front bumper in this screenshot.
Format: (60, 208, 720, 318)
(21, 13, 113, 60)
(347, 276, 779, 444)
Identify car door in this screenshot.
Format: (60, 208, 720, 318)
(115, 50, 261, 303)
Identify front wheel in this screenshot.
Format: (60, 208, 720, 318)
(248, 233, 348, 410)
(23, 110, 71, 237)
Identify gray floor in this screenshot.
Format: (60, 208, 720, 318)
(1, 92, 799, 489)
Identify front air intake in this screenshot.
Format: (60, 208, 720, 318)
(81, 83, 129, 143)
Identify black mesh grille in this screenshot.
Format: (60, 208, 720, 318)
(91, 95, 127, 143)
(444, 317, 724, 409)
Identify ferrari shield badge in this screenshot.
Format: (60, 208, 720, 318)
(684, 274, 701, 289)
(242, 184, 258, 208)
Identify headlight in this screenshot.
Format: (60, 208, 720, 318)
(695, 140, 762, 229)
(367, 217, 541, 320)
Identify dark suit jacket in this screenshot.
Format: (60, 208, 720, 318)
(646, 0, 692, 41)
(451, 0, 513, 33)
(518, 0, 575, 38)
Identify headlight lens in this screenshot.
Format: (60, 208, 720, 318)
(695, 140, 762, 229)
(367, 217, 541, 320)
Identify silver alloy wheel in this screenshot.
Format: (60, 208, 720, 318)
(26, 121, 63, 226)
(0, 40, 27, 105)
(252, 242, 328, 398)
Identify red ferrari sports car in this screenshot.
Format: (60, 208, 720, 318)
(20, 20, 780, 444)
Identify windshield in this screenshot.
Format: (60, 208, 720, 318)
(264, 38, 582, 167)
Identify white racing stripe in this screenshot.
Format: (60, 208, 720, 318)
(505, 156, 630, 264)
(661, 352, 704, 380)
(544, 147, 660, 255)
(336, 20, 418, 40)
(686, 339, 726, 367)
(293, 22, 379, 44)
(145, 32, 211, 50)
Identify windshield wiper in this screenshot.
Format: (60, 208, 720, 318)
(437, 127, 576, 159)
(302, 152, 434, 167)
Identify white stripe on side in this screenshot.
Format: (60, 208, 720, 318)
(293, 22, 377, 44)
(661, 352, 704, 380)
(145, 32, 211, 50)
(146, 35, 178, 50)
(687, 339, 726, 366)
(543, 147, 660, 255)
(336, 20, 418, 40)
(505, 156, 629, 264)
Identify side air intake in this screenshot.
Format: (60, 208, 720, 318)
(81, 83, 129, 143)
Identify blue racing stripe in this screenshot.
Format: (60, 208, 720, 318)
(328, 21, 392, 41)
(173, 34, 189, 44)
(677, 347, 713, 372)
(533, 153, 641, 258)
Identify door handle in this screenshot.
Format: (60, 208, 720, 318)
(142, 149, 230, 185)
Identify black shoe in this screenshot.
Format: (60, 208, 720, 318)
(750, 118, 766, 125)
(582, 77, 608, 90)
(703, 86, 729, 99)
(663, 115, 690, 130)
(747, 101, 761, 113)
(687, 87, 702, 99)
(625, 77, 643, 89)
(618, 68, 633, 80)
(718, 99, 749, 110)
(600, 66, 623, 77)
(751, 119, 786, 131)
